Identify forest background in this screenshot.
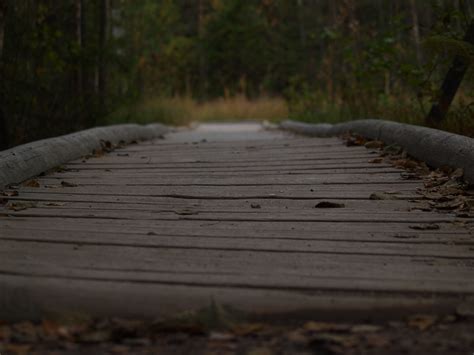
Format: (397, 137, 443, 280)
(0, 0, 473, 149)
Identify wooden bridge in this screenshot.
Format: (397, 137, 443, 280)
(0, 122, 473, 321)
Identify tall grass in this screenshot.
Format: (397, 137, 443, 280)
(103, 93, 473, 137)
(288, 92, 474, 137)
(103, 95, 289, 126)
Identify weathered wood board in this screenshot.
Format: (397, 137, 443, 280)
(0, 123, 473, 321)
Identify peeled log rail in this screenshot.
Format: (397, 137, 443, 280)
(0, 123, 170, 189)
(280, 119, 474, 184)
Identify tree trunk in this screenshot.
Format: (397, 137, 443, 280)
(297, 0, 306, 49)
(327, 0, 337, 104)
(98, 0, 109, 114)
(75, 0, 84, 98)
(198, 0, 208, 100)
(0, 0, 8, 149)
(426, 21, 474, 126)
(409, 0, 422, 64)
(0, 0, 5, 59)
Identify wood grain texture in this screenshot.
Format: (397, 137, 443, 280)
(0, 123, 473, 321)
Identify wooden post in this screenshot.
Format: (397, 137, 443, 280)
(426, 21, 474, 126)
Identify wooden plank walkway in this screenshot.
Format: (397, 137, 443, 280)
(1, 123, 473, 321)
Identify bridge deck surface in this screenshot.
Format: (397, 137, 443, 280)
(1, 123, 473, 321)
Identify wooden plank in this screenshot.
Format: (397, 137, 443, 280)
(0, 241, 472, 294)
(2, 208, 460, 223)
(12, 184, 421, 200)
(1, 229, 472, 258)
(35, 175, 417, 186)
(117, 138, 346, 149)
(58, 163, 396, 172)
(0, 275, 463, 322)
(0, 239, 472, 278)
(2, 196, 426, 210)
(74, 151, 375, 163)
(1, 218, 469, 239)
(51, 167, 404, 177)
(66, 157, 383, 168)
(84, 147, 373, 159)
(1, 266, 473, 295)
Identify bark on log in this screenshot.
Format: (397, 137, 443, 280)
(280, 119, 474, 184)
(0, 123, 170, 189)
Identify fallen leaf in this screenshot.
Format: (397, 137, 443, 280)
(314, 201, 345, 209)
(44, 202, 66, 207)
(209, 332, 235, 342)
(24, 179, 40, 188)
(369, 158, 384, 164)
(78, 330, 111, 343)
(7, 201, 37, 211)
(40, 319, 61, 341)
(174, 209, 198, 215)
(343, 134, 366, 147)
(53, 165, 68, 173)
(407, 314, 437, 331)
(393, 159, 419, 170)
(110, 345, 131, 353)
(369, 192, 399, 200)
(246, 347, 273, 355)
(12, 321, 38, 342)
(231, 323, 264, 336)
(2, 190, 19, 197)
(303, 321, 351, 332)
(61, 181, 78, 188)
(100, 140, 113, 152)
(122, 338, 151, 346)
(409, 224, 440, 230)
(456, 299, 474, 317)
(364, 140, 384, 149)
(364, 333, 390, 347)
(4, 344, 32, 355)
(382, 144, 403, 155)
(450, 168, 464, 179)
(350, 324, 381, 333)
(0, 325, 11, 341)
(286, 329, 309, 344)
(433, 200, 464, 210)
(311, 333, 358, 348)
(400, 172, 421, 180)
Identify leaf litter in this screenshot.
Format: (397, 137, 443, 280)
(0, 311, 473, 355)
(6, 201, 38, 211)
(23, 179, 40, 188)
(342, 133, 473, 219)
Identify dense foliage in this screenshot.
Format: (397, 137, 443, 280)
(0, 0, 473, 148)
